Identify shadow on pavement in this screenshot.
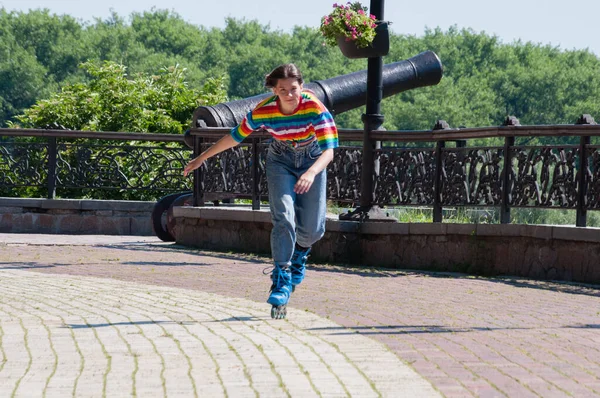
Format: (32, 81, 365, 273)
(121, 261, 212, 267)
(308, 264, 600, 298)
(211, 316, 262, 322)
(95, 243, 271, 265)
(6, 239, 600, 298)
(0, 262, 71, 270)
(67, 317, 266, 328)
(306, 323, 600, 335)
(66, 320, 195, 328)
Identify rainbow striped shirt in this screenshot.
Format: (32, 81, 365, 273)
(230, 91, 338, 150)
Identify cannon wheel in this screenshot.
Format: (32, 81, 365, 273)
(166, 193, 193, 240)
(152, 192, 192, 242)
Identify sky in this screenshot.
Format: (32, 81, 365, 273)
(1, 0, 599, 56)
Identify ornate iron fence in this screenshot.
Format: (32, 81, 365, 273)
(2, 116, 600, 226)
(189, 115, 600, 226)
(0, 129, 192, 201)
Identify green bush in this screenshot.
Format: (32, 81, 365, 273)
(12, 60, 227, 133)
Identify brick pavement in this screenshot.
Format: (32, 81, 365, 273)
(0, 234, 437, 397)
(1, 233, 600, 397)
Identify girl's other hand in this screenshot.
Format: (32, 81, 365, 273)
(294, 170, 316, 194)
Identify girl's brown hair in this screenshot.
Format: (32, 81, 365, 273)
(264, 63, 304, 89)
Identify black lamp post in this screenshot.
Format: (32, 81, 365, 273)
(341, 0, 396, 222)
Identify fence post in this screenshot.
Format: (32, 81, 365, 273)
(500, 116, 519, 224)
(432, 120, 450, 223)
(576, 114, 594, 227)
(251, 138, 260, 210)
(47, 137, 57, 199)
(193, 135, 204, 207)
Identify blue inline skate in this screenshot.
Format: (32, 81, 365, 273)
(290, 246, 311, 292)
(267, 264, 292, 319)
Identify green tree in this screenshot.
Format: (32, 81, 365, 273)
(0, 28, 51, 125)
(13, 60, 227, 133)
(128, 9, 211, 86)
(4, 9, 86, 83)
(82, 12, 151, 72)
(3, 9, 600, 134)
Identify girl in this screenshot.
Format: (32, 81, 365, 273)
(184, 63, 338, 319)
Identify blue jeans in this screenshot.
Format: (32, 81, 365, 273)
(266, 139, 327, 267)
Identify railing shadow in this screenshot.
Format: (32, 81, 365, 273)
(0, 261, 72, 270)
(305, 323, 600, 335)
(65, 320, 194, 329)
(4, 241, 599, 298)
(307, 264, 600, 297)
(85, 243, 600, 297)
(94, 243, 271, 265)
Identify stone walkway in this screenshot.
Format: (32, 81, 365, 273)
(0, 233, 599, 397)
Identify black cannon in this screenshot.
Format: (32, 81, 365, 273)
(191, 50, 443, 132)
(153, 51, 443, 241)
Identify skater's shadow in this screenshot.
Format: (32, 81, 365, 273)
(212, 316, 262, 322)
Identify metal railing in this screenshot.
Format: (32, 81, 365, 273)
(0, 129, 192, 201)
(2, 116, 600, 226)
(188, 115, 600, 226)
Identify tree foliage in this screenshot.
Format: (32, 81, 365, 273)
(0, 8, 599, 133)
(13, 61, 227, 133)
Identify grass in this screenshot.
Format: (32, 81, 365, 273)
(328, 203, 600, 226)
(235, 198, 600, 227)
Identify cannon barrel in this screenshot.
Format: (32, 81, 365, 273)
(192, 50, 443, 129)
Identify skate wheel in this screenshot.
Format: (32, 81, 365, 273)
(271, 305, 287, 319)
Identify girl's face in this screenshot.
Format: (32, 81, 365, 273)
(273, 78, 303, 114)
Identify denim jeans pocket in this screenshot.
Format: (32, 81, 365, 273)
(268, 142, 285, 157)
(307, 142, 322, 160)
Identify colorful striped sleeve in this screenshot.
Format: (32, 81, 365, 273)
(311, 100, 339, 150)
(230, 110, 261, 143)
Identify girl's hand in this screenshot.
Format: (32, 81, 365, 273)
(183, 157, 203, 177)
(294, 170, 316, 194)
(182, 134, 240, 177)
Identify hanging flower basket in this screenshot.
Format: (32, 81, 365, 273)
(336, 21, 390, 59)
(319, 2, 390, 59)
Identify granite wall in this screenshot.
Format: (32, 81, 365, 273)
(0, 198, 154, 236)
(174, 206, 600, 284)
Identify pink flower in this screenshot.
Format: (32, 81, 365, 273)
(358, 9, 365, 15)
(369, 14, 376, 20)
